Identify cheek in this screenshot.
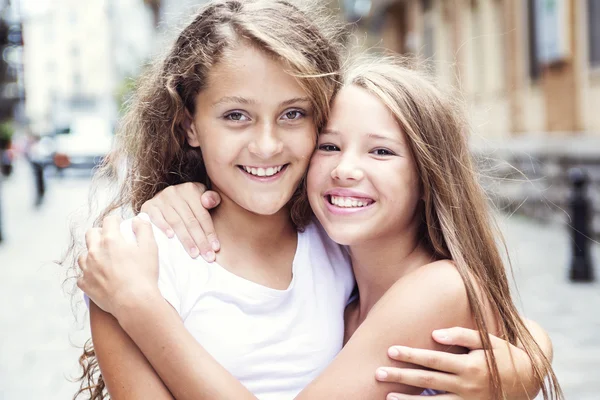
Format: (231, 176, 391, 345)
(291, 129, 317, 162)
(307, 152, 331, 189)
(376, 163, 420, 201)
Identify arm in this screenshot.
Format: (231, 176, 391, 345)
(373, 321, 552, 399)
(138, 186, 555, 399)
(112, 260, 476, 399)
(295, 260, 476, 398)
(89, 301, 174, 400)
(115, 292, 257, 400)
(79, 216, 258, 400)
(79, 216, 480, 398)
(523, 318, 553, 362)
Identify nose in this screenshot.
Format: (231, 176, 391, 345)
(248, 123, 283, 159)
(331, 153, 364, 182)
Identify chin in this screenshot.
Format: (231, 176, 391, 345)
(319, 223, 366, 246)
(243, 198, 290, 216)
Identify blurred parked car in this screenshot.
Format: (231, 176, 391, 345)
(52, 115, 114, 171)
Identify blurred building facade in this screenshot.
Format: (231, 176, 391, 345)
(22, 0, 156, 134)
(348, 0, 600, 137)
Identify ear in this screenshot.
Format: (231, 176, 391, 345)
(183, 108, 200, 148)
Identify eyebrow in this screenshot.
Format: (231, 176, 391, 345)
(212, 96, 311, 108)
(321, 129, 401, 144)
(367, 133, 401, 144)
(212, 96, 256, 107)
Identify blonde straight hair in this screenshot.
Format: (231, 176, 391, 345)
(343, 56, 562, 400)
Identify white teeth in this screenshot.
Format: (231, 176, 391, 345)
(330, 196, 372, 208)
(242, 165, 284, 177)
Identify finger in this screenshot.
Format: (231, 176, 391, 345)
(189, 196, 220, 253)
(432, 328, 505, 350)
(387, 346, 464, 374)
(183, 184, 220, 253)
(161, 204, 205, 260)
(385, 392, 461, 399)
(77, 253, 88, 272)
(200, 190, 221, 209)
(76, 276, 86, 292)
(102, 215, 123, 240)
(85, 228, 102, 250)
(375, 367, 460, 394)
(144, 205, 175, 238)
(132, 216, 157, 252)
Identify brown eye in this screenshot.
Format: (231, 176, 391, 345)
(224, 111, 249, 122)
(318, 144, 339, 152)
(282, 110, 305, 120)
(371, 148, 395, 156)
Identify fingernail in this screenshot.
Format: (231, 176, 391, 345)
(388, 396, 399, 400)
(207, 198, 216, 207)
(166, 229, 174, 237)
(433, 329, 451, 342)
(211, 240, 220, 251)
(203, 251, 215, 262)
(388, 346, 400, 357)
(190, 247, 199, 258)
(375, 368, 388, 380)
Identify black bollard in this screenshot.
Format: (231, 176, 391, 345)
(568, 168, 595, 282)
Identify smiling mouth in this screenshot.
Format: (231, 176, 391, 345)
(238, 164, 288, 178)
(327, 195, 375, 208)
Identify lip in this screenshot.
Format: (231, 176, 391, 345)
(322, 188, 376, 216)
(237, 164, 288, 182)
(324, 188, 375, 202)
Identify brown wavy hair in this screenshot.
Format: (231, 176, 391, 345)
(68, 1, 344, 398)
(343, 56, 562, 400)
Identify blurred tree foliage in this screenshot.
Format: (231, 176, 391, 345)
(0, 121, 13, 149)
(115, 76, 138, 115)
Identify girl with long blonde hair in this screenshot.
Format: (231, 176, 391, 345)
(75, 1, 560, 399)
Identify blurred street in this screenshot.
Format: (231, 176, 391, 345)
(0, 159, 91, 400)
(0, 159, 598, 399)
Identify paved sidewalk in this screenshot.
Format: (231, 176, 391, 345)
(497, 214, 600, 400)
(0, 160, 598, 399)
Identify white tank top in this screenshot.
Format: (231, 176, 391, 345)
(125, 214, 355, 400)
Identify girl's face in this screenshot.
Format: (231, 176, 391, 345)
(185, 44, 316, 216)
(307, 84, 422, 246)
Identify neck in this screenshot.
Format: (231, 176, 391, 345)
(350, 227, 434, 322)
(211, 195, 296, 253)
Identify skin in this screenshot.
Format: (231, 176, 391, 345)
(79, 48, 552, 399)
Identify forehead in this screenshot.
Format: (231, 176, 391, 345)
(202, 44, 308, 102)
(326, 85, 403, 141)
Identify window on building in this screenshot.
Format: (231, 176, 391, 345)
(527, 0, 541, 80)
(589, 0, 600, 66)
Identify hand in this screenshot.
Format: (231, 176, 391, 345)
(77, 215, 162, 318)
(140, 182, 221, 261)
(375, 327, 538, 400)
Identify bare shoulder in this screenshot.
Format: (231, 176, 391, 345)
(369, 260, 474, 331)
(387, 260, 467, 305)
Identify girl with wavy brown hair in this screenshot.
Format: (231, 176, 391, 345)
(74, 1, 560, 399)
